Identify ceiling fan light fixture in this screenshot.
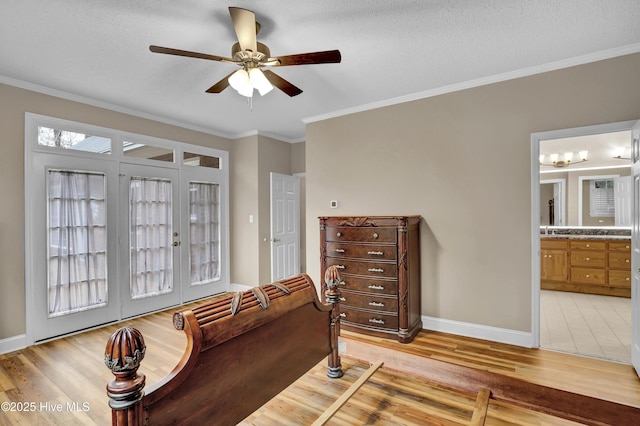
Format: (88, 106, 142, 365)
(249, 68, 273, 96)
(228, 69, 253, 97)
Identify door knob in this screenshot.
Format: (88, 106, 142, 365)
(271, 238, 281, 243)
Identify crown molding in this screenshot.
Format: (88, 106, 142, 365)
(304, 43, 640, 125)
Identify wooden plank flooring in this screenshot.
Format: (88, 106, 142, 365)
(1, 299, 639, 425)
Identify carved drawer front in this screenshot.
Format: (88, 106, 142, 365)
(570, 267, 605, 285)
(609, 270, 631, 287)
(609, 252, 631, 269)
(338, 276, 398, 296)
(326, 258, 397, 278)
(326, 226, 396, 244)
(570, 241, 606, 251)
(609, 241, 631, 252)
(570, 251, 605, 267)
(326, 242, 397, 261)
(339, 307, 399, 331)
(339, 291, 398, 313)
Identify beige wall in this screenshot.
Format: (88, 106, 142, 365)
(0, 83, 302, 341)
(305, 52, 640, 333)
(230, 135, 260, 285)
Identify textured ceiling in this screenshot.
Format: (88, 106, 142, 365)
(2, 1, 640, 142)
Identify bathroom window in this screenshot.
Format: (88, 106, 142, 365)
(590, 179, 615, 217)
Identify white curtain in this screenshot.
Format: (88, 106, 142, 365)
(48, 170, 107, 316)
(189, 182, 220, 285)
(129, 177, 173, 298)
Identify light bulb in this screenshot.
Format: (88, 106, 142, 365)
(249, 68, 273, 96)
(228, 70, 253, 97)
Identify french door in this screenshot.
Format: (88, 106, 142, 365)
(120, 164, 181, 318)
(26, 113, 229, 343)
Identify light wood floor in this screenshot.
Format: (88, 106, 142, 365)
(1, 299, 639, 425)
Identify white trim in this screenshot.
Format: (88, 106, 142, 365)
(422, 316, 534, 348)
(531, 120, 639, 352)
(540, 178, 566, 226)
(0, 75, 300, 143)
(0, 334, 27, 355)
(304, 43, 640, 125)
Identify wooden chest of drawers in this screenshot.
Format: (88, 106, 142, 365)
(319, 216, 422, 343)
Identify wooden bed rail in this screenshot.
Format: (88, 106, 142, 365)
(105, 269, 344, 426)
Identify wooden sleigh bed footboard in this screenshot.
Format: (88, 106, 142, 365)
(104, 268, 344, 426)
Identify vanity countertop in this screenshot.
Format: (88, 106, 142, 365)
(540, 227, 631, 240)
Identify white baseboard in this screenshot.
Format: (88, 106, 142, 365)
(422, 315, 535, 348)
(0, 334, 27, 355)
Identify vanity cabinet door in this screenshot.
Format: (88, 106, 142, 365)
(541, 249, 568, 282)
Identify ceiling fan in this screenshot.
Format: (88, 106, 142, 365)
(149, 7, 341, 98)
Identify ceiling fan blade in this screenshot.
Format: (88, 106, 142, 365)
(229, 7, 257, 53)
(149, 45, 234, 63)
(271, 50, 341, 66)
(262, 70, 303, 97)
(205, 71, 236, 93)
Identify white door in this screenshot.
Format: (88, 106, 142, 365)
(120, 163, 181, 318)
(270, 173, 300, 282)
(29, 155, 120, 341)
(180, 166, 228, 302)
(631, 121, 640, 375)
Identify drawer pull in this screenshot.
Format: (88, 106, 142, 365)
(336, 232, 342, 237)
(334, 249, 345, 253)
(373, 233, 379, 239)
(367, 251, 384, 256)
(369, 302, 384, 307)
(627, 278, 630, 281)
(339, 297, 346, 302)
(626, 259, 630, 263)
(369, 318, 385, 325)
(368, 268, 384, 273)
(339, 280, 346, 286)
(586, 274, 590, 278)
(368, 285, 384, 290)
(339, 313, 346, 318)
(585, 257, 590, 261)
(335, 265, 345, 269)
(586, 244, 590, 247)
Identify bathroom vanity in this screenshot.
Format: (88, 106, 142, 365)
(540, 227, 631, 297)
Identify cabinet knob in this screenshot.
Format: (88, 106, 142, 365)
(586, 244, 590, 247)
(585, 257, 590, 261)
(335, 265, 345, 269)
(334, 249, 345, 253)
(368, 285, 384, 290)
(586, 274, 590, 278)
(368, 268, 384, 273)
(373, 233, 379, 239)
(339, 313, 346, 318)
(369, 301, 384, 307)
(626, 259, 630, 263)
(336, 232, 341, 237)
(368, 318, 385, 325)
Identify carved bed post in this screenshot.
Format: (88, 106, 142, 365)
(324, 265, 344, 379)
(104, 327, 147, 426)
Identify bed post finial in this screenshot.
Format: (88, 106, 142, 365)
(105, 327, 147, 426)
(324, 265, 344, 378)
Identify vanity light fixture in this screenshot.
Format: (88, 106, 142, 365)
(612, 147, 631, 160)
(539, 151, 588, 168)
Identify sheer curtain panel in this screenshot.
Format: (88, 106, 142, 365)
(189, 182, 220, 285)
(129, 177, 174, 298)
(48, 170, 107, 316)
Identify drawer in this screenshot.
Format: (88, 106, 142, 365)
(609, 241, 631, 252)
(326, 242, 397, 261)
(570, 267, 605, 285)
(339, 291, 398, 313)
(609, 270, 631, 287)
(570, 241, 605, 251)
(326, 258, 397, 279)
(540, 239, 569, 250)
(339, 307, 398, 331)
(326, 226, 396, 243)
(338, 276, 398, 296)
(608, 252, 631, 269)
(570, 251, 605, 267)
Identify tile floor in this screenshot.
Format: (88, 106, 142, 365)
(540, 290, 631, 364)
